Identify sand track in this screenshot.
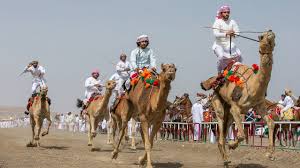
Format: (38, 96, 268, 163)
(0, 128, 300, 168)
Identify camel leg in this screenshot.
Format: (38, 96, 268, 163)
(91, 117, 101, 151)
(130, 118, 137, 150)
(257, 103, 275, 160)
(111, 117, 118, 145)
(107, 116, 114, 145)
(138, 119, 153, 168)
(212, 94, 231, 166)
(27, 115, 37, 147)
(228, 105, 245, 150)
(87, 116, 93, 147)
(42, 112, 52, 136)
(150, 115, 165, 148)
(111, 118, 130, 159)
(33, 117, 42, 147)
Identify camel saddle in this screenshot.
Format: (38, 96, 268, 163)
(201, 61, 237, 91)
(83, 94, 102, 110)
(283, 108, 294, 120)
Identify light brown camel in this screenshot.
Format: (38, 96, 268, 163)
(210, 30, 276, 166)
(77, 80, 116, 151)
(109, 98, 136, 149)
(111, 64, 176, 168)
(27, 87, 52, 147)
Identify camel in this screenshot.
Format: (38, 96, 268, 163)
(266, 100, 300, 147)
(111, 64, 176, 168)
(27, 87, 52, 147)
(77, 80, 116, 151)
(109, 98, 136, 149)
(209, 30, 276, 166)
(172, 94, 193, 122)
(170, 94, 193, 140)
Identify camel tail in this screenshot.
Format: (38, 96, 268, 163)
(76, 99, 83, 108)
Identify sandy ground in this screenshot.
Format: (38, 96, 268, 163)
(0, 128, 300, 168)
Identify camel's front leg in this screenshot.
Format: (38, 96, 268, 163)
(87, 116, 93, 147)
(27, 115, 37, 147)
(106, 116, 114, 145)
(34, 117, 42, 147)
(212, 94, 230, 166)
(42, 112, 52, 136)
(228, 105, 245, 150)
(130, 118, 137, 150)
(149, 115, 165, 148)
(138, 119, 152, 168)
(111, 119, 130, 159)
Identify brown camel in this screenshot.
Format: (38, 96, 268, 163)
(111, 64, 176, 168)
(77, 80, 116, 150)
(172, 94, 193, 122)
(209, 30, 276, 166)
(267, 100, 300, 147)
(27, 87, 52, 147)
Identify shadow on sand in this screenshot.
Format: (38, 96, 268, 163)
(234, 163, 267, 168)
(152, 162, 183, 168)
(41, 145, 69, 150)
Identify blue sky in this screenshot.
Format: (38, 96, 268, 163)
(0, 0, 299, 112)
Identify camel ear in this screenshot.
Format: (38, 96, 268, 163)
(161, 63, 166, 72)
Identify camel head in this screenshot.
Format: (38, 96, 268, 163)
(105, 80, 117, 91)
(172, 94, 190, 110)
(258, 30, 275, 55)
(40, 86, 48, 97)
(160, 63, 177, 81)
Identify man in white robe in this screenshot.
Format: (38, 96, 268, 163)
(191, 96, 204, 141)
(116, 53, 132, 95)
(212, 5, 242, 73)
(280, 89, 295, 120)
(23, 61, 50, 115)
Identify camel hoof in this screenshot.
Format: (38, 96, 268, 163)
(42, 132, 48, 136)
(138, 156, 146, 165)
(130, 146, 137, 150)
(26, 142, 37, 147)
(146, 165, 153, 168)
(223, 160, 231, 168)
(228, 141, 238, 150)
(111, 150, 119, 159)
(90, 147, 98, 152)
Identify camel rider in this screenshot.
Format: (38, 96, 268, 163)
(201, 5, 242, 91)
(130, 34, 157, 72)
(109, 72, 120, 106)
(116, 53, 132, 95)
(23, 61, 49, 115)
(213, 5, 242, 73)
(83, 69, 103, 109)
(280, 89, 295, 120)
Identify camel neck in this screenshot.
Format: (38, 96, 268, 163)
(257, 52, 273, 92)
(102, 89, 112, 106)
(258, 53, 273, 81)
(155, 78, 171, 110)
(41, 94, 47, 109)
